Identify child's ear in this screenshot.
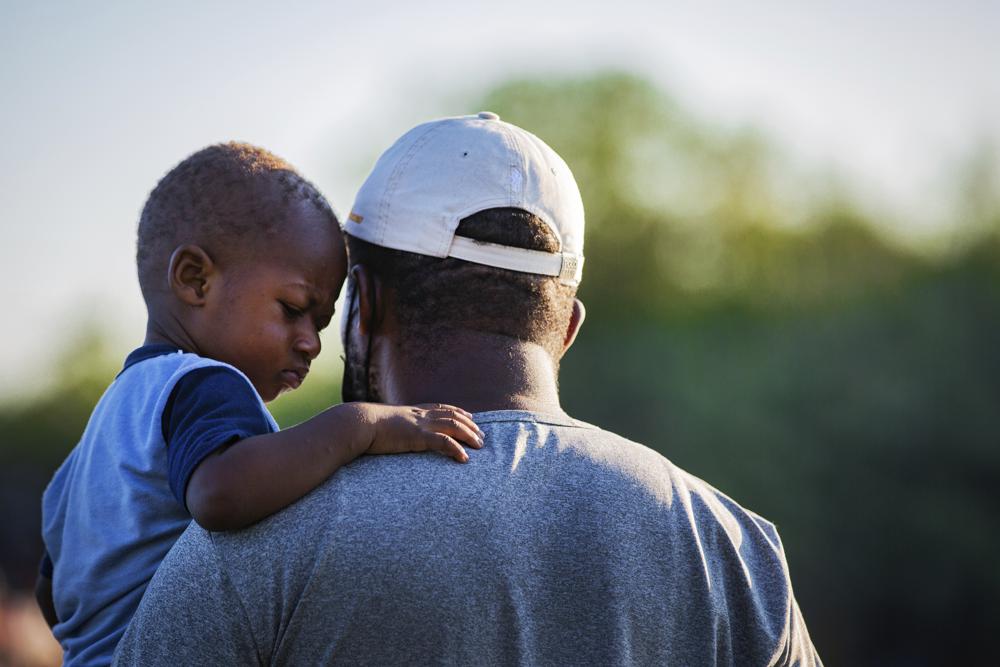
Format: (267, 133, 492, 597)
(167, 245, 215, 306)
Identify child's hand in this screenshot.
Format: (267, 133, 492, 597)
(362, 403, 484, 463)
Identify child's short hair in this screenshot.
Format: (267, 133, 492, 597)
(136, 142, 337, 303)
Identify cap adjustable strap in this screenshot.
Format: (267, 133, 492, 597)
(448, 235, 584, 286)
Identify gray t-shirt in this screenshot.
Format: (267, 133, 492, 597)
(114, 410, 821, 666)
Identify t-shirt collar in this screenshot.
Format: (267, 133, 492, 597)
(118, 344, 186, 377)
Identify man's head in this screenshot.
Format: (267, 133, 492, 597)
(341, 113, 586, 404)
(138, 142, 346, 401)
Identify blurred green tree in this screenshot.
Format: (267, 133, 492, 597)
(481, 72, 1000, 665)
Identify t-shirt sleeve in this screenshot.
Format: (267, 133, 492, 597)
(162, 366, 276, 509)
(778, 595, 824, 667)
(757, 518, 824, 667)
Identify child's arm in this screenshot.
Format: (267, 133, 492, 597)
(185, 402, 483, 531)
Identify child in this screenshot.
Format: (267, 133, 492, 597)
(35, 143, 484, 666)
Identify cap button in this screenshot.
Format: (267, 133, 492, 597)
(477, 111, 500, 120)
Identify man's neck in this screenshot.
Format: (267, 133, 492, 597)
(380, 333, 565, 416)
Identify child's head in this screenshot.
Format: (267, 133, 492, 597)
(137, 142, 346, 401)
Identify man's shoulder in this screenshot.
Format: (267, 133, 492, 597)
(207, 407, 774, 544)
(483, 411, 762, 510)
(187, 409, 783, 575)
(495, 411, 787, 568)
(155, 410, 804, 666)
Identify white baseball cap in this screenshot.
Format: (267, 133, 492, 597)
(344, 112, 585, 286)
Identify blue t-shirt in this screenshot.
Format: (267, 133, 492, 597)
(41, 345, 274, 575)
(41, 345, 278, 666)
(155, 352, 275, 508)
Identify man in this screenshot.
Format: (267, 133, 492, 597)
(114, 112, 822, 665)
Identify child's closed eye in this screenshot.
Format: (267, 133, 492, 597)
(280, 301, 305, 319)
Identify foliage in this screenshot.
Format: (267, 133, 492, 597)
(482, 73, 1000, 664)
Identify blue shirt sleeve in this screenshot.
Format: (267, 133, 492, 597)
(162, 366, 276, 509)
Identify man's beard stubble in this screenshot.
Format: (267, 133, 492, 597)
(340, 281, 382, 404)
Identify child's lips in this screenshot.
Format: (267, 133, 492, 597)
(281, 368, 308, 389)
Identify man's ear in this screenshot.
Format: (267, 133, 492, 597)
(562, 298, 586, 353)
(351, 265, 385, 336)
(168, 245, 215, 306)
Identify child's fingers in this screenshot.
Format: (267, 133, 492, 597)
(423, 408, 483, 443)
(416, 402, 474, 419)
(427, 416, 484, 449)
(425, 433, 470, 463)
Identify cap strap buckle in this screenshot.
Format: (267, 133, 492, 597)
(558, 252, 584, 286)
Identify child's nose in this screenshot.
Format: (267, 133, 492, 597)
(295, 327, 322, 359)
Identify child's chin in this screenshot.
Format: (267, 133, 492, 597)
(277, 370, 305, 395)
(261, 386, 283, 403)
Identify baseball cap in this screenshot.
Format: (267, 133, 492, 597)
(344, 112, 585, 286)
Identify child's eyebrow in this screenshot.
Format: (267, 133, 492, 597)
(281, 282, 315, 297)
(282, 282, 334, 310)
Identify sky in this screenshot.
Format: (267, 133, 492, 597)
(1, 0, 998, 397)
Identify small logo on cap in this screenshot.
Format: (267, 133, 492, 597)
(349, 212, 364, 224)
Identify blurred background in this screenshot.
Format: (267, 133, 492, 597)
(2, 2, 998, 665)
